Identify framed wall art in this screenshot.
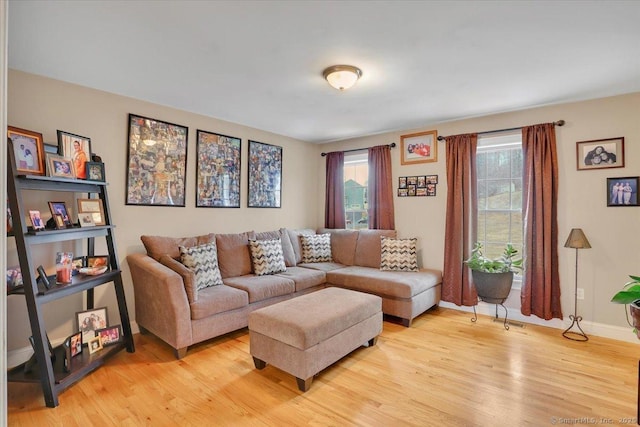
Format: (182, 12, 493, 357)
(57, 130, 91, 179)
(248, 140, 282, 208)
(400, 130, 438, 165)
(47, 154, 75, 179)
(576, 137, 624, 171)
(77, 198, 106, 226)
(196, 130, 241, 208)
(125, 114, 188, 206)
(607, 177, 638, 207)
(8, 126, 46, 175)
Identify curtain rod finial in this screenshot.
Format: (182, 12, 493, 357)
(555, 120, 565, 126)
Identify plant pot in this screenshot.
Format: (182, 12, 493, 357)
(630, 301, 640, 339)
(471, 270, 514, 304)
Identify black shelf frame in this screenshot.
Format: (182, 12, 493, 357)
(6, 141, 134, 408)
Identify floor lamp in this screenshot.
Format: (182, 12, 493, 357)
(563, 228, 591, 341)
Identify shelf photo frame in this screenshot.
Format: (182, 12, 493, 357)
(125, 113, 188, 207)
(86, 162, 105, 182)
(77, 307, 108, 346)
(57, 130, 91, 180)
(576, 137, 624, 171)
(248, 140, 282, 208)
(8, 126, 46, 176)
(196, 130, 241, 208)
(77, 198, 106, 226)
(47, 154, 75, 179)
(48, 201, 72, 227)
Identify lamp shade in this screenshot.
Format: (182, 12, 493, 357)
(323, 65, 362, 91)
(564, 228, 591, 249)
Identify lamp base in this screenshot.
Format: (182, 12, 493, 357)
(562, 314, 588, 341)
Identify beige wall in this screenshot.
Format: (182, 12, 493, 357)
(318, 92, 640, 339)
(6, 70, 321, 355)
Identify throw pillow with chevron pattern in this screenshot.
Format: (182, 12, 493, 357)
(380, 236, 419, 272)
(300, 233, 332, 263)
(179, 242, 224, 289)
(249, 238, 286, 276)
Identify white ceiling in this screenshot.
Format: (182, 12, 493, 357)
(8, 1, 640, 144)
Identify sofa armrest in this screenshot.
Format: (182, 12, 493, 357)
(126, 253, 193, 351)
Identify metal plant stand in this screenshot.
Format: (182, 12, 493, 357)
(471, 301, 510, 330)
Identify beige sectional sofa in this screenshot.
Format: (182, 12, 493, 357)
(127, 228, 442, 359)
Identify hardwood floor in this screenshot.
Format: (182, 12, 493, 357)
(8, 307, 639, 426)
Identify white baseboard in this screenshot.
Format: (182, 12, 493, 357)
(7, 321, 140, 369)
(438, 301, 639, 344)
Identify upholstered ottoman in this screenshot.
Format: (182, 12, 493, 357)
(248, 287, 382, 392)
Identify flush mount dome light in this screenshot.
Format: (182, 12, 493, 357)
(322, 65, 362, 91)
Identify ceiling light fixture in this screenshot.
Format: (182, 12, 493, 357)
(322, 65, 362, 91)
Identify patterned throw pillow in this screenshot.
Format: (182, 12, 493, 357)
(380, 236, 419, 272)
(249, 238, 286, 276)
(300, 234, 332, 263)
(179, 242, 224, 290)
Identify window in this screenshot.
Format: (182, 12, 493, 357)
(344, 153, 368, 229)
(476, 132, 523, 284)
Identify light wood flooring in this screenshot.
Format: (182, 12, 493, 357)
(7, 307, 639, 426)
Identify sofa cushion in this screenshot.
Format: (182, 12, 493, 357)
(286, 228, 316, 265)
(380, 237, 419, 272)
(190, 284, 249, 320)
(216, 231, 254, 279)
(317, 228, 359, 266)
(179, 242, 224, 290)
(159, 255, 199, 303)
(297, 262, 346, 272)
(223, 274, 295, 303)
(300, 233, 332, 263)
(275, 266, 326, 292)
(326, 266, 442, 299)
(354, 229, 397, 268)
(141, 233, 216, 261)
(255, 229, 296, 267)
(249, 238, 286, 276)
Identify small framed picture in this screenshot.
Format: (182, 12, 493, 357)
(401, 130, 438, 165)
(407, 176, 417, 186)
(6, 266, 23, 291)
(65, 331, 83, 358)
(398, 188, 408, 197)
(607, 177, 639, 207)
(57, 130, 92, 180)
(576, 137, 624, 171)
(416, 188, 427, 196)
(78, 213, 95, 227)
(86, 162, 105, 182)
(426, 174, 438, 184)
(407, 185, 417, 196)
(87, 336, 103, 354)
(8, 126, 46, 175)
(427, 184, 437, 196)
(28, 210, 45, 231)
(77, 307, 108, 346)
(72, 256, 85, 275)
(77, 198, 106, 226)
(87, 255, 109, 268)
(48, 201, 72, 227)
(54, 214, 66, 229)
(417, 176, 426, 188)
(96, 325, 122, 347)
(47, 154, 75, 179)
(398, 177, 407, 189)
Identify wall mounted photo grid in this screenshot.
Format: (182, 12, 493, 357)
(125, 114, 188, 206)
(196, 130, 241, 208)
(248, 140, 282, 208)
(398, 175, 438, 197)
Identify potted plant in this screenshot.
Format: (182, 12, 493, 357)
(610, 275, 640, 339)
(464, 242, 523, 304)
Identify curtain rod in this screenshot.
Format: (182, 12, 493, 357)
(321, 142, 396, 157)
(436, 120, 565, 141)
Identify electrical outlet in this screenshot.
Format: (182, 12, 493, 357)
(577, 288, 585, 300)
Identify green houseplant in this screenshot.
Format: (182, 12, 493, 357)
(465, 243, 523, 304)
(610, 275, 640, 339)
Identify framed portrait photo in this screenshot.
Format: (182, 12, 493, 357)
(47, 154, 75, 179)
(576, 137, 624, 171)
(28, 210, 45, 231)
(8, 126, 46, 175)
(125, 114, 188, 207)
(77, 307, 108, 346)
(248, 140, 282, 208)
(86, 162, 105, 182)
(196, 130, 241, 208)
(401, 130, 438, 165)
(77, 198, 106, 226)
(65, 331, 83, 358)
(96, 325, 122, 347)
(57, 130, 92, 179)
(87, 336, 103, 354)
(48, 201, 72, 227)
(607, 177, 639, 207)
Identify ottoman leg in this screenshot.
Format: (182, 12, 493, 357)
(368, 336, 378, 347)
(296, 376, 313, 392)
(253, 356, 266, 370)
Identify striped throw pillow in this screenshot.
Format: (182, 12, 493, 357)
(380, 237, 419, 272)
(300, 234, 332, 263)
(179, 242, 224, 289)
(249, 239, 286, 276)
